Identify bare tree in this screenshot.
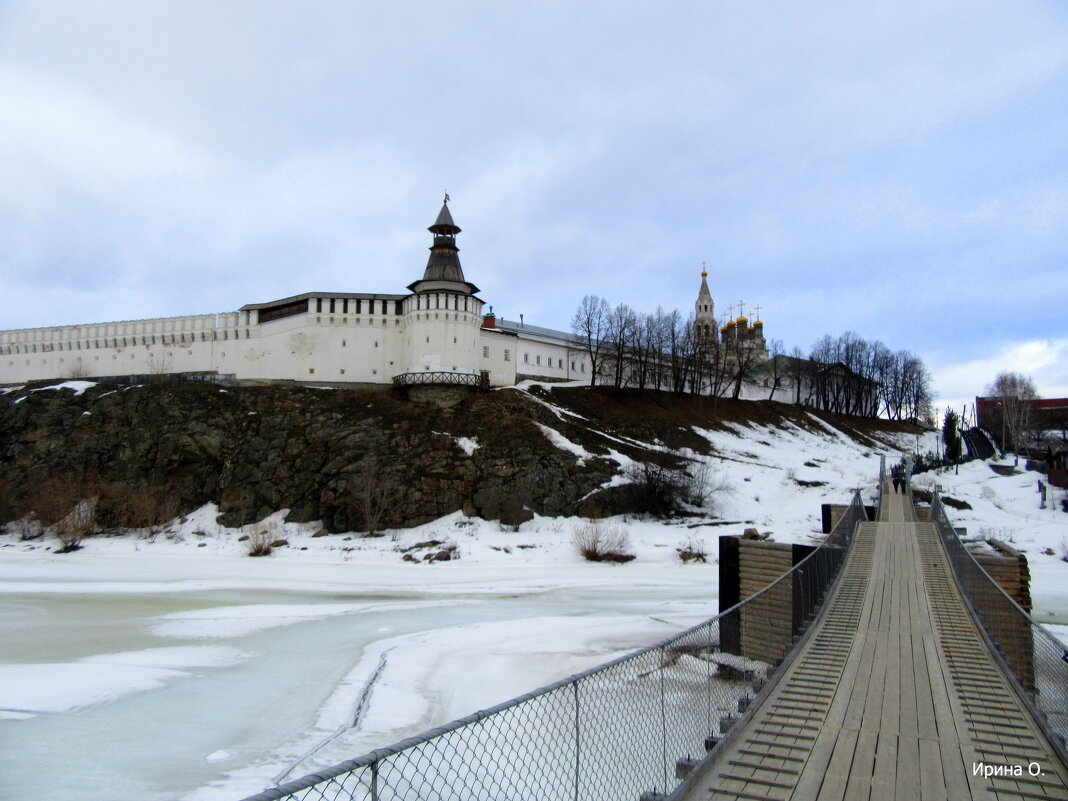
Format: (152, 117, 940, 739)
(986, 372, 1040, 458)
(606, 303, 636, 388)
(765, 339, 785, 400)
(727, 335, 763, 400)
(65, 357, 89, 380)
(665, 309, 689, 394)
(571, 295, 610, 388)
(787, 346, 807, 404)
(146, 349, 173, 380)
(645, 309, 669, 390)
(702, 332, 733, 399)
(630, 312, 653, 389)
(348, 465, 399, 536)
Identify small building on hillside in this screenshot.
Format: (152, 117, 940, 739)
(976, 396, 1068, 442)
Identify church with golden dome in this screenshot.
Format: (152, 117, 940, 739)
(694, 264, 769, 362)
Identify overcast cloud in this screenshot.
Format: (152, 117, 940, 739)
(1, 1, 1066, 412)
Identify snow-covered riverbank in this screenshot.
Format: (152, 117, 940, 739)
(3, 413, 1067, 801)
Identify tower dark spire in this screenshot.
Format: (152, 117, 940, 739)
(408, 197, 479, 294)
(431, 197, 459, 234)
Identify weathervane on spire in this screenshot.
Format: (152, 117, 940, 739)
(701, 260, 707, 277)
(443, 191, 450, 204)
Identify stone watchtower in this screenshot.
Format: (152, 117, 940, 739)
(400, 198, 485, 382)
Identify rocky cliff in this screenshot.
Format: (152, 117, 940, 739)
(0, 381, 919, 532)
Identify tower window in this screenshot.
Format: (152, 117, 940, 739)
(483, 346, 489, 358)
(504, 350, 510, 362)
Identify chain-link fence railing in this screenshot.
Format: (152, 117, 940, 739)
(930, 492, 1068, 765)
(241, 491, 869, 801)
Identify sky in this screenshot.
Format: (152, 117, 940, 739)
(1, 1, 1066, 413)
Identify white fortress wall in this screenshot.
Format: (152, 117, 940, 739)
(0, 293, 422, 385)
(245, 295, 407, 383)
(0, 311, 250, 383)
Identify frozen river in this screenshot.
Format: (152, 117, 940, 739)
(0, 580, 714, 801)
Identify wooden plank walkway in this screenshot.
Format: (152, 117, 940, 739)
(676, 482, 1068, 801)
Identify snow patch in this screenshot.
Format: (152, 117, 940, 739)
(151, 604, 364, 639)
(454, 436, 479, 456)
(30, 380, 97, 395)
(534, 422, 589, 464)
(0, 645, 250, 717)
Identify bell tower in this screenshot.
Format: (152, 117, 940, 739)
(695, 262, 716, 343)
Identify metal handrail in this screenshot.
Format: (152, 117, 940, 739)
(930, 492, 1068, 767)
(392, 371, 489, 390)
(239, 492, 869, 801)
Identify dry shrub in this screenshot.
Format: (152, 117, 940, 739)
(572, 520, 635, 563)
(245, 520, 279, 557)
(676, 536, 708, 564)
(11, 515, 43, 541)
(626, 459, 730, 518)
(498, 477, 534, 532)
(21, 477, 76, 528)
(54, 497, 98, 553)
(90, 482, 182, 538)
(0, 478, 17, 527)
(16, 476, 99, 552)
(347, 465, 400, 536)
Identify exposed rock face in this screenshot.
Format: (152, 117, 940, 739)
(0, 383, 621, 530)
(0, 382, 922, 532)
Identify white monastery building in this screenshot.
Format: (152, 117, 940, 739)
(0, 199, 768, 391)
